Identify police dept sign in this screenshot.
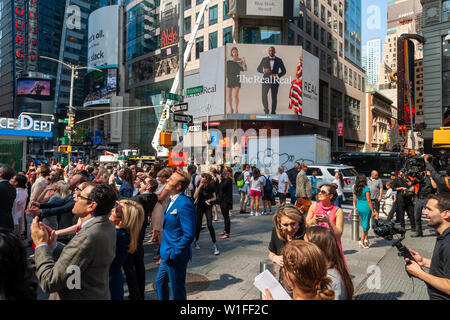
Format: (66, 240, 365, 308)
(0, 114, 54, 138)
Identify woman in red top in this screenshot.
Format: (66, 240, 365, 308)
(305, 184, 346, 266)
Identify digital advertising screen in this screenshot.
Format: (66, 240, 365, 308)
(83, 68, 118, 107)
(17, 79, 51, 97)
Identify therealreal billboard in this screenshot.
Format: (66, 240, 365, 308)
(224, 44, 319, 120)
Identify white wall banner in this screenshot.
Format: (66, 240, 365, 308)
(183, 46, 225, 118)
(88, 5, 119, 69)
(110, 95, 123, 143)
(246, 0, 283, 17)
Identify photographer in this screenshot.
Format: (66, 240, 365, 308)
(405, 194, 450, 300)
(392, 171, 415, 231)
(411, 170, 437, 237)
(424, 155, 450, 196)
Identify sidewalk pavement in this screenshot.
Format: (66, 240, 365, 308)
(137, 202, 436, 300)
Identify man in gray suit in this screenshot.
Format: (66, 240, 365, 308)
(296, 163, 313, 200)
(31, 182, 118, 300)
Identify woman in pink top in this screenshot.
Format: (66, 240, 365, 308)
(306, 184, 346, 266)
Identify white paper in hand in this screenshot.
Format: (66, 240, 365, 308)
(253, 270, 292, 300)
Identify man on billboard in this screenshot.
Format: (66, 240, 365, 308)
(29, 82, 46, 96)
(257, 47, 286, 115)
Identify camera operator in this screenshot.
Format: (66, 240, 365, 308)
(410, 170, 437, 237)
(392, 171, 415, 231)
(405, 194, 450, 300)
(424, 155, 450, 196)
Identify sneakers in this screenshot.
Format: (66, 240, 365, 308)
(213, 244, 220, 255)
(358, 241, 369, 249)
(194, 241, 200, 249)
(250, 212, 254, 216)
(255, 212, 261, 216)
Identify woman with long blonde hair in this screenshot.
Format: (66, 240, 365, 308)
(109, 199, 144, 300)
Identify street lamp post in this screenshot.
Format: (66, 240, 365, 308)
(40, 56, 101, 162)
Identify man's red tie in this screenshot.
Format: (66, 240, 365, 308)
(76, 225, 81, 233)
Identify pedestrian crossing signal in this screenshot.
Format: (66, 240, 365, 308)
(58, 145, 72, 153)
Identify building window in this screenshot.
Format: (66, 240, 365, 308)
(327, 32, 332, 49)
(349, 69, 352, 86)
(223, 0, 231, 20)
(306, 0, 312, 10)
(184, 16, 191, 34)
(320, 27, 326, 45)
(320, 50, 327, 71)
(339, 22, 343, 37)
(321, 5, 326, 22)
(197, 0, 203, 4)
(314, 45, 319, 57)
(305, 40, 312, 53)
(345, 95, 361, 130)
(306, 14, 312, 35)
(223, 26, 232, 45)
(209, 5, 218, 25)
(314, 0, 319, 16)
(209, 31, 217, 49)
(339, 42, 343, 57)
(242, 26, 281, 44)
(319, 80, 329, 123)
(344, 65, 348, 83)
(185, 0, 191, 10)
(327, 11, 332, 28)
(327, 54, 332, 74)
(333, 19, 338, 33)
(298, 35, 304, 46)
(444, 0, 450, 22)
(338, 61, 342, 79)
(358, 74, 361, 90)
(314, 22, 319, 40)
(195, 36, 204, 59)
(288, 29, 295, 45)
(196, 12, 204, 29)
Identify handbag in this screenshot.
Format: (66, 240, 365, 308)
(296, 198, 312, 213)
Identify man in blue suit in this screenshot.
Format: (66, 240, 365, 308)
(155, 169, 196, 300)
(257, 46, 286, 115)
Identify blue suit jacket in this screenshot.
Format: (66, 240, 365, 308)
(159, 193, 196, 263)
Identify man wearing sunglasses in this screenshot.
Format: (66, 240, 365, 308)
(31, 182, 117, 300)
(27, 170, 90, 244)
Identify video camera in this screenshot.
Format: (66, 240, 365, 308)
(403, 155, 427, 179)
(373, 220, 416, 277)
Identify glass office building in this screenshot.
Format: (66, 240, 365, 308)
(344, 0, 362, 67)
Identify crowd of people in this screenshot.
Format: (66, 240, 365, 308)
(0, 155, 448, 301)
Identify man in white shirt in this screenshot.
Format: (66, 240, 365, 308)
(28, 165, 50, 208)
(11, 174, 28, 237)
(274, 167, 289, 206)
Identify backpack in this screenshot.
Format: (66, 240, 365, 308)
(236, 171, 245, 187)
(263, 175, 273, 192)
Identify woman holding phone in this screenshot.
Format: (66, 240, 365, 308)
(305, 184, 346, 266)
(193, 173, 219, 255)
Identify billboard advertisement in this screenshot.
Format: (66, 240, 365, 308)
(183, 46, 225, 118)
(17, 79, 51, 97)
(88, 5, 119, 69)
(83, 68, 117, 107)
(224, 44, 319, 120)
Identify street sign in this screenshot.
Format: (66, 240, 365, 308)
(170, 102, 188, 113)
(173, 114, 193, 124)
(58, 119, 69, 124)
(185, 85, 204, 95)
(93, 136, 102, 145)
(161, 90, 182, 102)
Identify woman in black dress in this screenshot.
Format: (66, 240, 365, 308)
(226, 47, 247, 114)
(218, 167, 233, 239)
(193, 173, 219, 255)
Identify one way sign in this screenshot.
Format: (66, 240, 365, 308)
(171, 103, 188, 113)
(173, 114, 193, 124)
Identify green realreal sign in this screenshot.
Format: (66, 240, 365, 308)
(185, 85, 203, 95)
(162, 91, 181, 102)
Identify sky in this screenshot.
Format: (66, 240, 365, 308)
(361, 0, 388, 51)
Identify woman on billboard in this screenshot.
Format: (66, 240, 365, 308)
(226, 47, 247, 114)
(289, 50, 303, 115)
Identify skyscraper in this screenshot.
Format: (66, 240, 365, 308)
(365, 38, 381, 85)
(344, 0, 362, 67)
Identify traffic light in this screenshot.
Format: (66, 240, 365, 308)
(161, 108, 168, 120)
(69, 116, 75, 128)
(398, 125, 407, 136)
(159, 130, 175, 148)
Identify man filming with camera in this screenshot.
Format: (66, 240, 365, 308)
(410, 169, 437, 237)
(424, 155, 450, 196)
(405, 194, 450, 300)
(392, 171, 415, 231)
